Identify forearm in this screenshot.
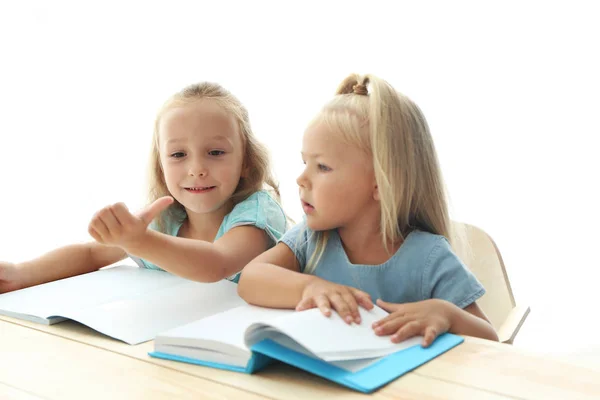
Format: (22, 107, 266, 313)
(17, 243, 106, 288)
(126, 231, 229, 282)
(238, 262, 316, 308)
(449, 303, 499, 341)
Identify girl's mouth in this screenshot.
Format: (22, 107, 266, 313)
(301, 200, 315, 214)
(185, 186, 215, 193)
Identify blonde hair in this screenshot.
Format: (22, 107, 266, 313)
(305, 74, 453, 273)
(147, 82, 280, 232)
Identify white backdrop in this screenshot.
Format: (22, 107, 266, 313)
(1, 1, 599, 355)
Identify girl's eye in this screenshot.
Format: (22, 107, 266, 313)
(208, 150, 225, 156)
(170, 152, 186, 158)
(318, 163, 331, 172)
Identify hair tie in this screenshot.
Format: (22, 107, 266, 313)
(352, 83, 368, 96)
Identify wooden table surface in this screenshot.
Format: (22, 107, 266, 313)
(1, 315, 598, 400)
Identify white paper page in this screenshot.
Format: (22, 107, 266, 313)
(267, 332, 389, 372)
(0, 266, 182, 322)
(329, 356, 385, 372)
(0, 265, 245, 344)
(156, 305, 293, 353)
(249, 305, 423, 362)
(71, 277, 244, 344)
(156, 344, 250, 368)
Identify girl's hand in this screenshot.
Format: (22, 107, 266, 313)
(88, 197, 173, 251)
(0, 261, 21, 293)
(373, 299, 455, 347)
(296, 278, 373, 324)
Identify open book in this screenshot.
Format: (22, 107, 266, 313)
(150, 304, 464, 393)
(0, 265, 245, 344)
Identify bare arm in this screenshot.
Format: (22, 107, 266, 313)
(16, 242, 127, 290)
(126, 225, 271, 282)
(450, 302, 499, 341)
(237, 243, 317, 308)
(87, 199, 274, 282)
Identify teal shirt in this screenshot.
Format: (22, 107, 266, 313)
(130, 190, 287, 283)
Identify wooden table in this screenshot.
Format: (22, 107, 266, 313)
(1, 316, 598, 400)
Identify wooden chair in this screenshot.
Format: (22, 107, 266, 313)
(452, 222, 530, 344)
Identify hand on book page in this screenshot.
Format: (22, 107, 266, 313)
(295, 277, 374, 324)
(373, 299, 452, 347)
(245, 305, 424, 362)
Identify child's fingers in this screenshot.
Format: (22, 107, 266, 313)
(138, 197, 173, 225)
(99, 207, 122, 235)
(295, 297, 315, 311)
(88, 226, 103, 244)
(340, 291, 361, 323)
(314, 295, 332, 317)
(352, 289, 374, 310)
(376, 298, 401, 313)
(328, 292, 353, 324)
(391, 321, 422, 344)
(422, 326, 439, 348)
(111, 202, 136, 227)
(373, 315, 411, 336)
(89, 214, 110, 242)
(373, 308, 407, 327)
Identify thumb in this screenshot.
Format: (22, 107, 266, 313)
(296, 297, 315, 311)
(376, 298, 399, 312)
(137, 196, 174, 225)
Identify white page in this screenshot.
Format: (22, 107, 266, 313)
(0, 266, 184, 321)
(156, 304, 293, 354)
(329, 356, 386, 372)
(70, 277, 245, 344)
(247, 305, 423, 362)
(156, 344, 251, 368)
(264, 332, 396, 372)
(0, 265, 245, 344)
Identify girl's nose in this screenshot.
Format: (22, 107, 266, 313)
(189, 161, 208, 177)
(296, 169, 309, 188)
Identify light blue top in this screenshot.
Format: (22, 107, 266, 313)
(280, 221, 485, 308)
(130, 190, 287, 283)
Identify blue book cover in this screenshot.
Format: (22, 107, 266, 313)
(250, 333, 463, 393)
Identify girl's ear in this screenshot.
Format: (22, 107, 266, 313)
(373, 185, 380, 201)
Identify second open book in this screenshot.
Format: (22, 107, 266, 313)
(150, 302, 463, 392)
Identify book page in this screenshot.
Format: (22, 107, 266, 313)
(156, 304, 293, 354)
(0, 265, 245, 344)
(265, 332, 387, 372)
(0, 266, 179, 321)
(247, 305, 423, 362)
(71, 277, 245, 344)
